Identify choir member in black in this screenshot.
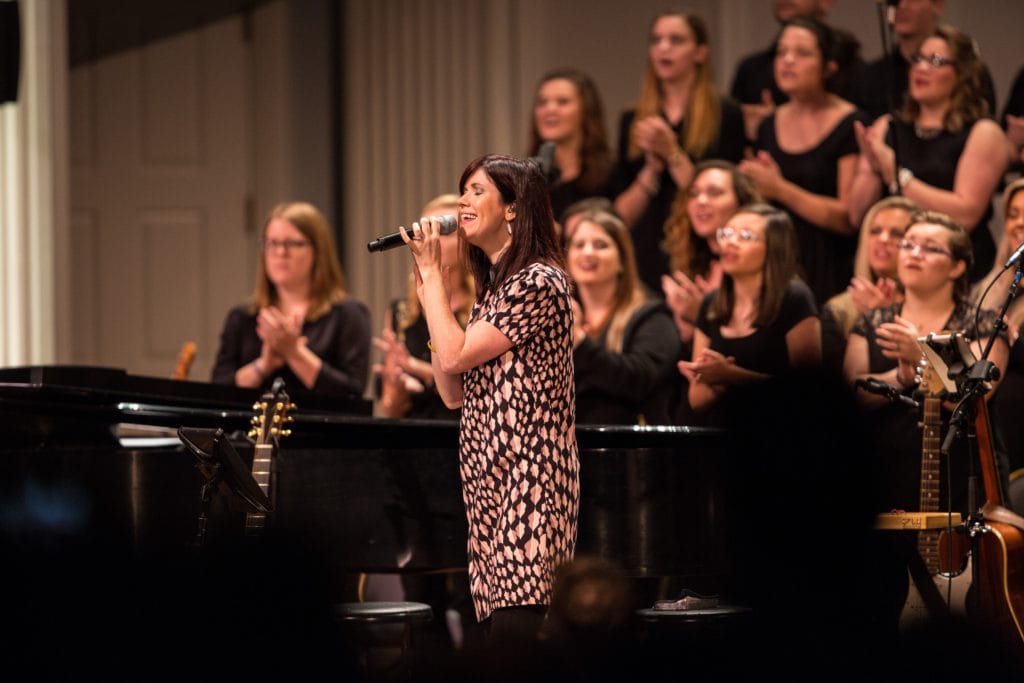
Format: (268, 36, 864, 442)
(679, 203, 820, 422)
(568, 210, 680, 425)
(527, 68, 613, 224)
(612, 10, 744, 295)
(661, 160, 761, 346)
(729, 0, 840, 142)
(1003, 64, 1024, 175)
(821, 196, 916, 375)
(211, 201, 370, 396)
(849, 0, 997, 122)
(844, 210, 1009, 515)
(848, 24, 1011, 284)
(973, 179, 1024, 502)
(741, 16, 866, 304)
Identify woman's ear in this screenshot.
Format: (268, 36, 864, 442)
(950, 259, 967, 281)
(505, 204, 517, 221)
(824, 59, 838, 80)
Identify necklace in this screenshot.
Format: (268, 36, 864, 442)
(914, 124, 942, 140)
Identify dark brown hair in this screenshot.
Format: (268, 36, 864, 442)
(708, 203, 800, 327)
(459, 154, 565, 295)
(528, 68, 612, 196)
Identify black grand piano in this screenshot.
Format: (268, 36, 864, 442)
(0, 365, 733, 599)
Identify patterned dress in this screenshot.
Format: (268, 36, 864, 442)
(460, 262, 579, 621)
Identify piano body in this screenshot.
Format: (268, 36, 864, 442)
(0, 366, 731, 595)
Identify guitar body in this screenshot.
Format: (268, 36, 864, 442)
(973, 510, 1024, 648)
(900, 532, 972, 628)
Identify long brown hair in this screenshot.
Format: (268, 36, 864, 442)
(459, 155, 565, 295)
(663, 160, 760, 276)
(707, 203, 800, 327)
(628, 11, 720, 160)
(899, 24, 989, 133)
(250, 201, 346, 320)
(528, 68, 612, 195)
(569, 210, 647, 353)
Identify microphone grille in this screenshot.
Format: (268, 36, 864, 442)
(438, 214, 458, 235)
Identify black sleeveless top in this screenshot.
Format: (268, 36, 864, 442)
(755, 110, 865, 304)
(885, 119, 996, 282)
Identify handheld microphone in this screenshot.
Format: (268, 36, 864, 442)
(1004, 241, 1024, 269)
(367, 214, 458, 253)
(528, 141, 559, 185)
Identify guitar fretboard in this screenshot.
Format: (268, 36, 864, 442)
(918, 396, 942, 574)
(244, 444, 274, 535)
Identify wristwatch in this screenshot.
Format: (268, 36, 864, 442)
(890, 166, 913, 194)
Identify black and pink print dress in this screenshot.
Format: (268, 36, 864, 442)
(460, 262, 579, 621)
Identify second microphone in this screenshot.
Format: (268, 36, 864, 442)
(367, 214, 458, 253)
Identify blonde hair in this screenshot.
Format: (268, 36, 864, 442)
(971, 178, 1024, 332)
(398, 194, 474, 333)
(571, 211, 647, 353)
(628, 12, 720, 160)
(851, 196, 918, 281)
(251, 201, 346, 321)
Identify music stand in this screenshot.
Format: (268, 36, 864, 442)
(179, 426, 271, 548)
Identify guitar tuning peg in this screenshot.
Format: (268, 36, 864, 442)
(281, 429, 292, 437)
(275, 401, 285, 411)
(252, 402, 261, 411)
(286, 415, 295, 423)
(290, 403, 297, 412)
(250, 416, 260, 425)
(247, 428, 257, 438)
(272, 414, 281, 424)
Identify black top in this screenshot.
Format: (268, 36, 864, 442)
(730, 47, 786, 109)
(548, 174, 612, 225)
(697, 279, 818, 378)
(850, 300, 1005, 513)
(573, 300, 682, 425)
(850, 49, 998, 123)
(210, 299, 371, 397)
(384, 299, 461, 421)
(1002, 65, 1024, 178)
(885, 118, 996, 282)
(612, 101, 745, 296)
(755, 110, 865, 304)
(990, 324, 1024, 475)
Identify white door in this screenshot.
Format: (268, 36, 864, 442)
(68, 15, 255, 380)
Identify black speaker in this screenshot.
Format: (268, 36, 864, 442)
(0, 1, 20, 104)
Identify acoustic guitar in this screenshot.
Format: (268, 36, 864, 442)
(899, 363, 971, 627)
(968, 398, 1024, 648)
(244, 379, 294, 536)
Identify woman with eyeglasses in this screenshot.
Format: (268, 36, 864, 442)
(211, 201, 371, 396)
(679, 203, 820, 418)
(844, 210, 1008, 511)
(821, 196, 918, 375)
(847, 24, 1012, 283)
(661, 160, 761, 345)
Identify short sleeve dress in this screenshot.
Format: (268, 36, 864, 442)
(461, 262, 579, 621)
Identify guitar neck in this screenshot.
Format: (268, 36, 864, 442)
(918, 396, 942, 573)
(244, 443, 274, 535)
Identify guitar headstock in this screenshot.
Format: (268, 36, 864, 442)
(916, 360, 945, 400)
(248, 379, 296, 446)
(172, 341, 197, 380)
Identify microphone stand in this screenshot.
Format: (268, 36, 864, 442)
(873, 0, 905, 195)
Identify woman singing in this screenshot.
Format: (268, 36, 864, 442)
(401, 154, 578, 641)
